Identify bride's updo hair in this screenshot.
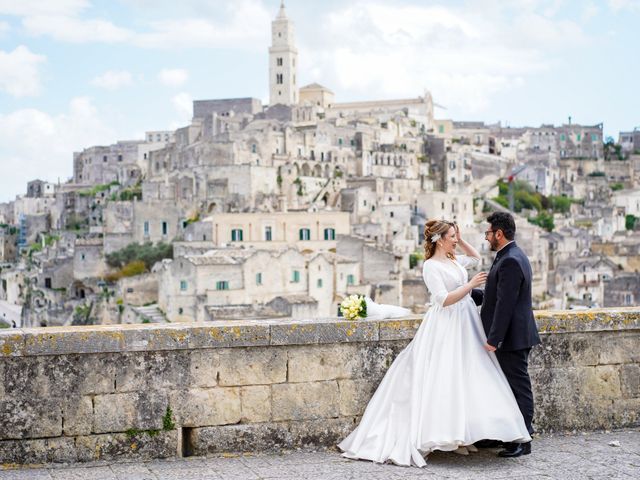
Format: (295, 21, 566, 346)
(424, 219, 455, 260)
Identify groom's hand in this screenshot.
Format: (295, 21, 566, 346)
(484, 343, 496, 352)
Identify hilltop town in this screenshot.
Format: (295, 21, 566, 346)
(1, 3, 639, 328)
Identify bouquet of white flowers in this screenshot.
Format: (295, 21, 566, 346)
(340, 294, 368, 320)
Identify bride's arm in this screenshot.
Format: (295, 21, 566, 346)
(456, 225, 480, 260)
(443, 272, 487, 307)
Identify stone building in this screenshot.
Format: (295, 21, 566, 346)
(158, 247, 361, 322)
(603, 273, 640, 307)
(73, 140, 143, 185)
(200, 211, 350, 251)
(619, 128, 640, 155)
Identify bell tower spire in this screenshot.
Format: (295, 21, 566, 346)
(269, 1, 298, 106)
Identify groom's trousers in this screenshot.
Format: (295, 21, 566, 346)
(496, 348, 535, 435)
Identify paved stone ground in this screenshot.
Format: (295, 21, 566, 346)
(1, 430, 638, 479)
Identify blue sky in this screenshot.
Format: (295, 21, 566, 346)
(0, 0, 639, 202)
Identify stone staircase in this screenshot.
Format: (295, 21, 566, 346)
(133, 304, 168, 323)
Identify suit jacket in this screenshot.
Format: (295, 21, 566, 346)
(480, 242, 541, 351)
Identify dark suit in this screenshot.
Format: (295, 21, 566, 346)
(480, 242, 541, 435)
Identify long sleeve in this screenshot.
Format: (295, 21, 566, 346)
(423, 263, 448, 307)
(487, 258, 524, 348)
(456, 255, 479, 269)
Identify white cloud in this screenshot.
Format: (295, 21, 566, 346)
(133, 0, 271, 50)
(158, 68, 189, 87)
(15, 0, 270, 50)
(608, 0, 640, 12)
(0, 20, 9, 34)
(0, 45, 46, 97)
(0, 97, 117, 201)
(0, 0, 88, 17)
(171, 92, 193, 123)
(90, 70, 134, 90)
(299, 1, 590, 114)
(23, 15, 131, 43)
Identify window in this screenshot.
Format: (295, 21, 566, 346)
(81, 253, 85, 260)
(180, 280, 187, 291)
(324, 228, 335, 240)
(216, 281, 229, 290)
(591, 134, 598, 141)
(103, 155, 107, 162)
(338, 138, 343, 146)
(317, 278, 323, 288)
(162, 221, 168, 236)
(252, 144, 257, 153)
(276, 73, 283, 84)
(231, 229, 243, 242)
(256, 273, 263, 285)
(347, 274, 355, 285)
(118, 154, 123, 162)
(144, 221, 149, 236)
(277, 57, 283, 66)
(560, 134, 566, 141)
(439, 125, 444, 134)
(390, 211, 394, 218)
(299, 228, 311, 240)
(264, 226, 272, 241)
(292, 270, 300, 283)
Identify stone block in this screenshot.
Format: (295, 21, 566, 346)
(0, 360, 4, 398)
(191, 418, 356, 455)
(1, 356, 41, 397)
(122, 324, 191, 352)
(115, 351, 190, 392)
(583, 365, 621, 398)
(270, 319, 378, 346)
(62, 396, 93, 436)
(189, 349, 219, 388)
(357, 341, 406, 382)
(192, 423, 290, 455)
(93, 391, 168, 433)
(0, 332, 25, 357)
(272, 381, 339, 421)
(0, 438, 49, 464)
(23, 327, 124, 356)
(217, 347, 286, 386)
(45, 437, 78, 463)
(93, 393, 137, 433)
(189, 323, 270, 349)
(620, 364, 640, 398)
(75, 431, 177, 462)
(39, 353, 116, 397)
(612, 398, 640, 426)
(0, 398, 62, 439)
(378, 317, 422, 341)
(170, 387, 241, 427)
(598, 333, 640, 365)
(241, 385, 271, 423)
(287, 344, 361, 382)
(338, 379, 376, 417)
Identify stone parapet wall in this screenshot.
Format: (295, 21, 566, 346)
(1, 308, 639, 464)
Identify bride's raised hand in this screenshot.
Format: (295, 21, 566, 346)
(468, 272, 487, 289)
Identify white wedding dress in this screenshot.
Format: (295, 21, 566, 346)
(338, 255, 531, 467)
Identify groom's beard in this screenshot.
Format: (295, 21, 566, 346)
(488, 238, 499, 251)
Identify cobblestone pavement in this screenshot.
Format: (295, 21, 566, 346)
(1, 430, 638, 479)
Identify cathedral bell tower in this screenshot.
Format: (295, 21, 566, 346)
(269, 1, 298, 106)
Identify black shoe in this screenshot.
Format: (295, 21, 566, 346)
(498, 442, 531, 458)
(474, 439, 504, 449)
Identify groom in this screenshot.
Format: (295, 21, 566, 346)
(481, 212, 541, 458)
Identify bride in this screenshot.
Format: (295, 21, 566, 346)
(338, 219, 531, 467)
